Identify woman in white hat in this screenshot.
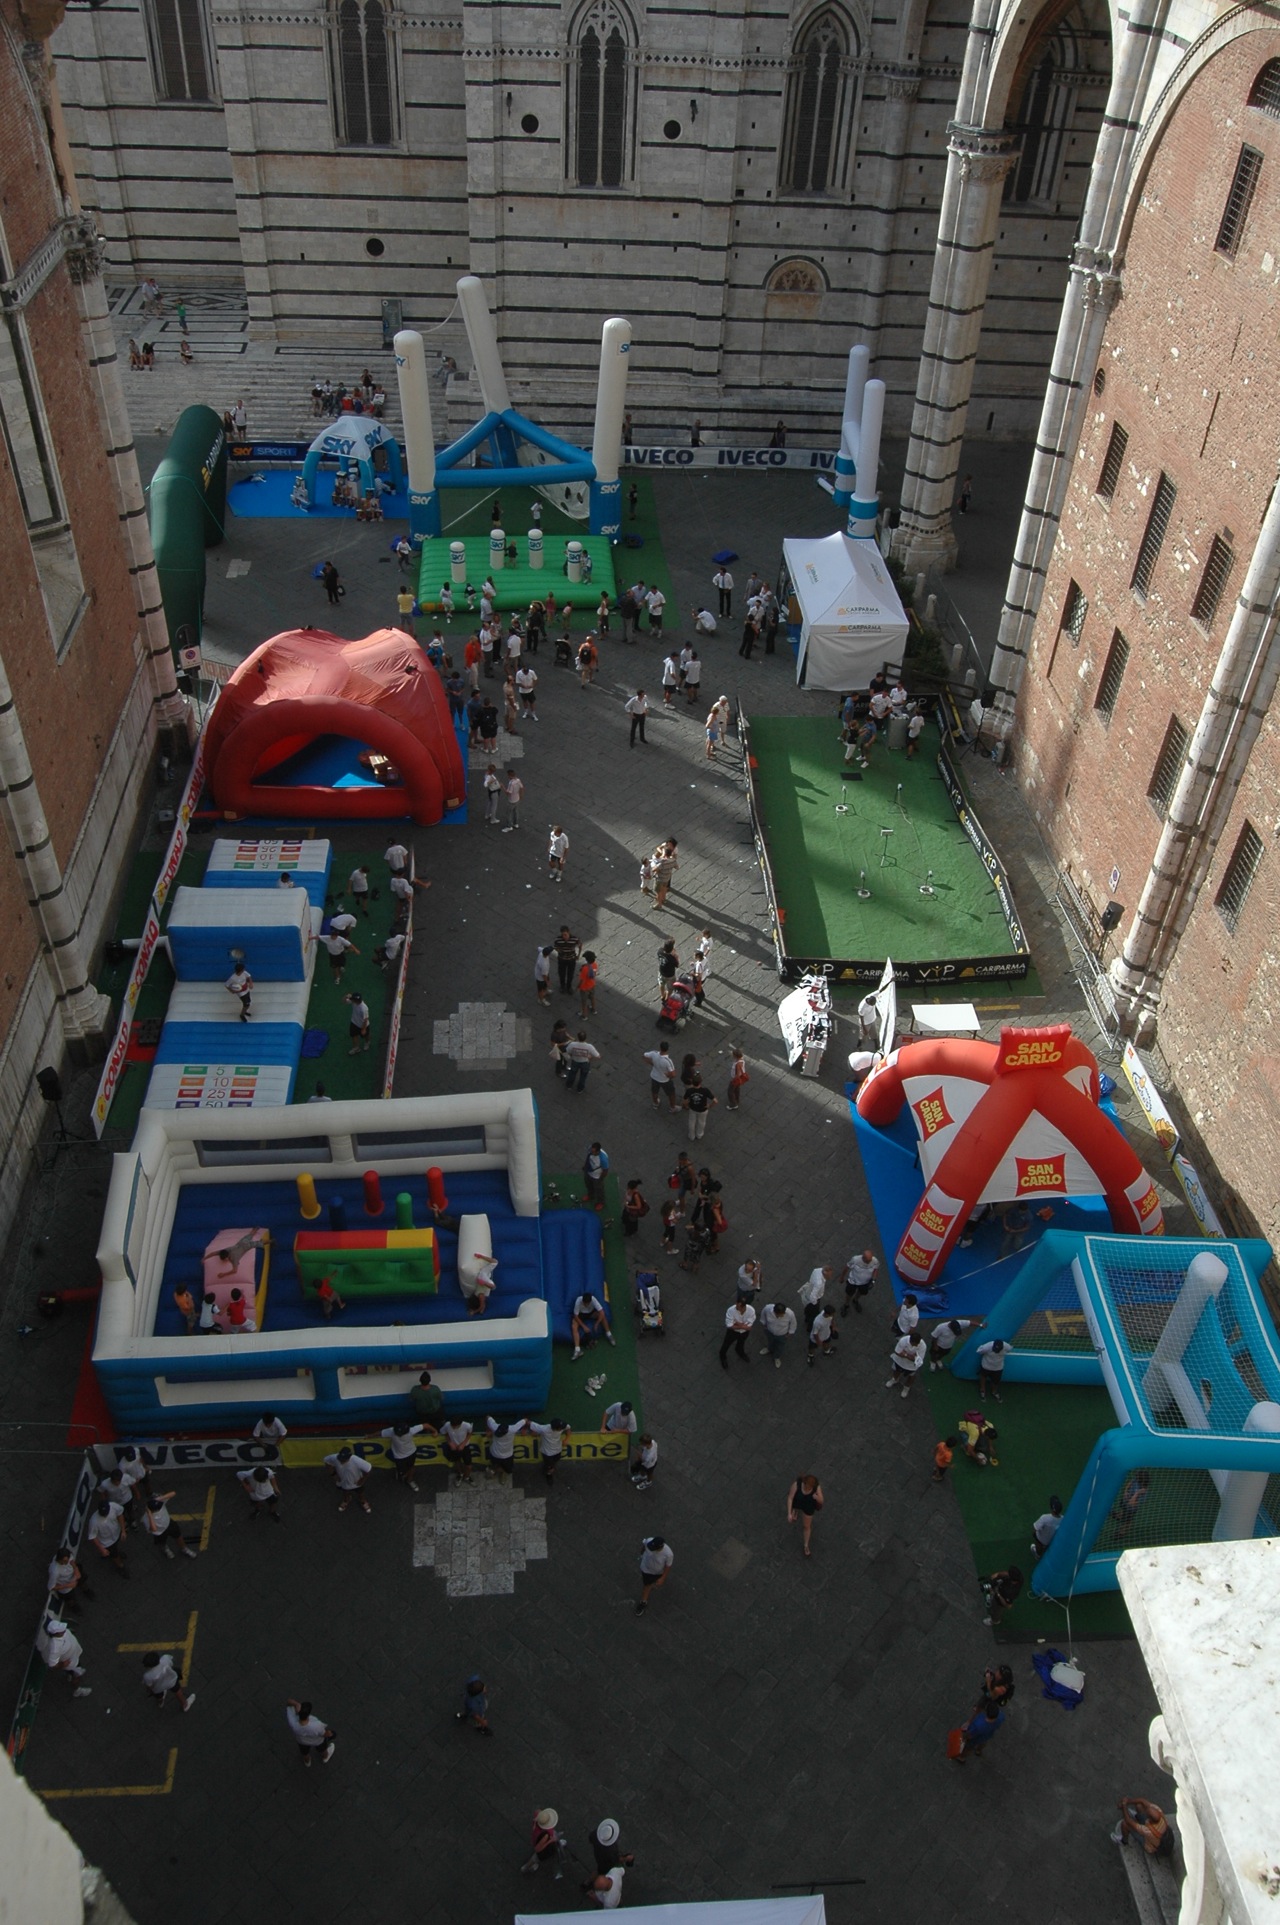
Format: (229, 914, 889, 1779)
(591, 1818, 636, 1876)
(519, 1808, 563, 1875)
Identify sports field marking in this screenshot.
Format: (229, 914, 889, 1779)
(117, 1608, 199, 1667)
(38, 1749, 178, 1802)
(172, 1484, 216, 1552)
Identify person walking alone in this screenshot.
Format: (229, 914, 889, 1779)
(719, 1294, 756, 1369)
(682, 1075, 717, 1141)
(635, 1535, 673, 1615)
(626, 688, 650, 747)
(787, 1474, 824, 1557)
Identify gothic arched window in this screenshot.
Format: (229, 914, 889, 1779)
(571, 0, 634, 188)
(780, 9, 854, 196)
(333, 0, 397, 147)
(1248, 59, 1280, 119)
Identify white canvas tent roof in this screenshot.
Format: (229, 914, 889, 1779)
(518, 1902, 825, 1925)
(783, 530, 908, 691)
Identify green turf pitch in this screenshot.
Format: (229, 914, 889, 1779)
(922, 1370, 1133, 1639)
(747, 714, 1028, 968)
(415, 535, 617, 615)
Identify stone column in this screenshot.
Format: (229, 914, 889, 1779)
(891, 123, 1018, 574)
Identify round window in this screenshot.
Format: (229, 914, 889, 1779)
(521, 113, 540, 134)
(663, 120, 682, 140)
(366, 238, 386, 259)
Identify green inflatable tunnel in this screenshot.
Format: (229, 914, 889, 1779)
(150, 405, 228, 657)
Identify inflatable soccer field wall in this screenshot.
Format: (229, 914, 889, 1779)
(94, 1093, 547, 1435)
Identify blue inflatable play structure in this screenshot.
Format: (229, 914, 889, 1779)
(143, 838, 333, 1112)
(952, 1231, 1280, 1595)
(94, 1091, 603, 1434)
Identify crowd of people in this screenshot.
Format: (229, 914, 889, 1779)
(309, 372, 388, 418)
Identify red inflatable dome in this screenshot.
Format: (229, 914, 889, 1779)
(204, 628, 465, 825)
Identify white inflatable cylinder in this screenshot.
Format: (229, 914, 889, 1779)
(566, 540, 583, 583)
(392, 329, 436, 495)
(1214, 1401, 1280, 1540)
(833, 344, 869, 509)
(456, 276, 513, 418)
(843, 344, 870, 441)
(527, 530, 544, 570)
(489, 528, 506, 573)
(856, 379, 886, 504)
(591, 318, 632, 487)
(450, 541, 466, 584)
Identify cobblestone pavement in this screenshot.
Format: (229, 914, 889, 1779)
(0, 460, 1167, 1925)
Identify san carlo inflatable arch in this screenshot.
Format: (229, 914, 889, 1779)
(855, 1023, 1165, 1286)
(204, 629, 466, 825)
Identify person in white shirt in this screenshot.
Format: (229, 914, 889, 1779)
(381, 1422, 426, 1491)
(636, 1535, 673, 1614)
(483, 762, 502, 824)
(322, 929, 358, 983)
(529, 1418, 571, 1485)
(807, 1304, 838, 1365)
(856, 992, 878, 1041)
(329, 909, 358, 939)
(307, 1084, 332, 1102)
(842, 1249, 880, 1316)
(929, 1316, 983, 1370)
(1032, 1496, 1064, 1557)
(485, 1415, 527, 1480)
(87, 1498, 128, 1573)
(384, 841, 409, 875)
(625, 688, 649, 747)
(460, 1246, 499, 1315)
(602, 1399, 637, 1439)
(642, 1046, 677, 1112)
(37, 1619, 91, 1695)
(286, 1697, 334, 1764)
(661, 652, 681, 706)
(713, 567, 733, 617)
(253, 1412, 288, 1443)
(906, 710, 926, 758)
(759, 1301, 797, 1368)
(589, 1865, 628, 1909)
(440, 1418, 474, 1483)
(736, 1257, 762, 1301)
(799, 1264, 834, 1332)
(346, 992, 371, 1054)
(889, 681, 909, 711)
(869, 688, 892, 727)
(683, 648, 702, 703)
(237, 1465, 282, 1519)
(563, 1033, 600, 1092)
(502, 771, 524, 831)
(516, 664, 538, 718)
(142, 1650, 195, 1713)
(645, 585, 666, 633)
(572, 1291, 612, 1356)
(892, 1293, 920, 1340)
(48, 1547, 91, 1611)
(886, 1332, 927, 1398)
(547, 825, 568, 881)
(630, 1434, 658, 1488)
(719, 1295, 757, 1368)
(348, 865, 371, 915)
(977, 1336, 1010, 1402)
(226, 964, 253, 1021)
(692, 607, 716, 636)
(324, 1446, 373, 1514)
(142, 1492, 198, 1560)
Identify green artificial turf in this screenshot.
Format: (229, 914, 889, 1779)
(747, 714, 1037, 979)
(96, 844, 398, 1136)
(922, 1369, 1134, 1639)
(414, 533, 617, 614)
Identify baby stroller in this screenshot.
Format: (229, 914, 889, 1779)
(554, 632, 574, 668)
(634, 1272, 664, 1336)
(656, 977, 696, 1033)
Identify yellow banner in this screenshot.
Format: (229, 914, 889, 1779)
(280, 1432, 631, 1470)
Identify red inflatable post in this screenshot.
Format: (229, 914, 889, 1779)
(427, 1166, 448, 1216)
(363, 1170, 384, 1217)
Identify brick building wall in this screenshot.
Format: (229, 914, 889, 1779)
(0, 0, 174, 1237)
(1016, 29, 1280, 1242)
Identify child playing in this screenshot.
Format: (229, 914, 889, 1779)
(932, 1436, 957, 1484)
(727, 1045, 749, 1109)
(315, 1273, 346, 1319)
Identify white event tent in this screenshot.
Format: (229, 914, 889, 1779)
(782, 530, 908, 690)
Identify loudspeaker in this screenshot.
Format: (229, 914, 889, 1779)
(980, 684, 997, 709)
(1100, 900, 1124, 933)
(36, 1067, 63, 1104)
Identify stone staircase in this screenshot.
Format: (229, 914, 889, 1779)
(1117, 1836, 1182, 1925)
(107, 283, 430, 444)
